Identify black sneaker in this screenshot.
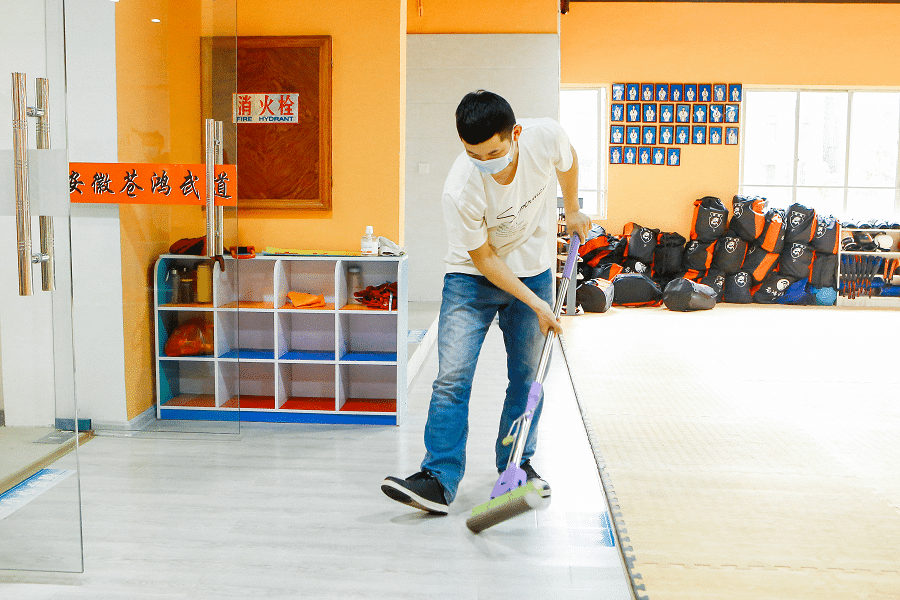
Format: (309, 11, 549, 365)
(520, 460, 551, 498)
(381, 470, 449, 515)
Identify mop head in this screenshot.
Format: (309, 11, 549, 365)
(466, 481, 550, 533)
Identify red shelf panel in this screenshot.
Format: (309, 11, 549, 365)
(280, 397, 336, 411)
(340, 398, 396, 413)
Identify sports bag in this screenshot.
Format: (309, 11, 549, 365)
(743, 245, 780, 283)
(758, 208, 786, 254)
(730, 195, 768, 242)
(700, 268, 726, 302)
(611, 273, 663, 307)
(752, 273, 797, 304)
(724, 271, 753, 304)
(776, 278, 814, 305)
(589, 263, 625, 281)
(810, 253, 838, 289)
(711, 234, 748, 274)
(622, 222, 660, 264)
(576, 278, 614, 313)
(779, 243, 814, 279)
(811, 214, 840, 254)
(683, 239, 716, 272)
(663, 278, 717, 312)
(654, 232, 687, 276)
(622, 258, 651, 276)
(690, 196, 729, 241)
(785, 202, 817, 245)
(579, 225, 625, 267)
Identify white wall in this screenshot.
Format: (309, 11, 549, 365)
(405, 34, 561, 302)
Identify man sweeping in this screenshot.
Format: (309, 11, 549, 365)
(382, 90, 591, 515)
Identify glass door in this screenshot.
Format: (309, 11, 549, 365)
(0, 0, 83, 572)
(70, 0, 242, 436)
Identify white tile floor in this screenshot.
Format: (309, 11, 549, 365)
(0, 323, 631, 600)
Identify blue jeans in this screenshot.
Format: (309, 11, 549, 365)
(421, 269, 553, 503)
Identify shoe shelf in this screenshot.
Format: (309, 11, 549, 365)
(837, 228, 900, 307)
(153, 254, 408, 424)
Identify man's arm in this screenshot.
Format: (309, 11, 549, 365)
(468, 242, 561, 336)
(556, 144, 592, 244)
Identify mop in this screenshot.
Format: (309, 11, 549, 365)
(466, 233, 581, 533)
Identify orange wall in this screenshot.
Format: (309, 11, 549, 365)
(406, 0, 557, 33)
(561, 2, 900, 236)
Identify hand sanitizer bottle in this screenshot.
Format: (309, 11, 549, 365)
(361, 226, 378, 256)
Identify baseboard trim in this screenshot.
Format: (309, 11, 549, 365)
(91, 405, 156, 432)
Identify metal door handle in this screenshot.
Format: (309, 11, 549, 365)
(11, 73, 54, 296)
(205, 118, 225, 259)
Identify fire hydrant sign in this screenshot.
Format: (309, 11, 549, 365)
(233, 93, 300, 123)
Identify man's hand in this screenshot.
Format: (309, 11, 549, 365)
(535, 299, 562, 337)
(565, 210, 593, 245)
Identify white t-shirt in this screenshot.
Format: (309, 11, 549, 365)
(441, 118, 573, 277)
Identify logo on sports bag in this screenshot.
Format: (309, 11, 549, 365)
(716, 275, 725, 287)
(733, 204, 743, 218)
(735, 273, 748, 287)
(688, 241, 698, 252)
(640, 229, 653, 244)
(790, 243, 804, 259)
(634, 262, 647, 273)
(776, 278, 790, 291)
(790, 211, 804, 228)
(815, 222, 826, 238)
(725, 238, 738, 253)
(708, 212, 724, 229)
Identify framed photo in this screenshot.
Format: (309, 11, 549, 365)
(612, 83, 626, 102)
(699, 84, 712, 102)
(692, 104, 708, 123)
(713, 84, 727, 102)
(709, 104, 724, 123)
(659, 125, 674, 144)
(692, 125, 707, 144)
(653, 147, 666, 165)
(610, 125, 625, 145)
(725, 104, 740, 123)
(642, 126, 658, 145)
(626, 83, 640, 101)
(729, 84, 742, 102)
(639, 147, 652, 165)
(670, 84, 683, 103)
(659, 104, 674, 123)
(626, 103, 642, 122)
(641, 84, 654, 101)
(624, 146, 637, 164)
(676, 126, 690, 145)
(611, 103, 624, 122)
(655, 83, 669, 102)
(643, 103, 658, 123)
(667, 148, 681, 166)
(610, 146, 623, 164)
(676, 104, 691, 123)
(725, 127, 740, 145)
(709, 126, 723, 144)
(626, 126, 641, 145)
(684, 84, 697, 102)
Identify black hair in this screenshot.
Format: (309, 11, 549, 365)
(455, 90, 516, 145)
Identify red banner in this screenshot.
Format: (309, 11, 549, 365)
(69, 163, 237, 206)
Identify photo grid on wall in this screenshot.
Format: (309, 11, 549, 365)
(610, 83, 741, 166)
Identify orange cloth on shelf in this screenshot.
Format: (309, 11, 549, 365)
(287, 291, 326, 309)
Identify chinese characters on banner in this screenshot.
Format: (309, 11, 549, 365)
(68, 163, 238, 205)
(233, 93, 300, 123)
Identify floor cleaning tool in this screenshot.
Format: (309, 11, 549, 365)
(466, 233, 582, 533)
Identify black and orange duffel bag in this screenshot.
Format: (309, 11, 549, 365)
(579, 225, 625, 267)
(811, 214, 841, 254)
(785, 202, 818, 245)
(779, 243, 815, 280)
(711, 234, 748, 274)
(690, 196, 729, 241)
(752, 273, 798, 304)
(758, 208, 787, 254)
(576, 278, 615, 313)
(730, 195, 768, 242)
(683, 239, 717, 272)
(743, 245, 780, 282)
(663, 277, 717, 312)
(622, 222, 660, 265)
(724, 271, 753, 304)
(654, 232, 687, 276)
(611, 273, 663, 307)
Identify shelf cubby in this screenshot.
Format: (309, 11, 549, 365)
(338, 364, 397, 413)
(338, 312, 398, 363)
(158, 360, 217, 408)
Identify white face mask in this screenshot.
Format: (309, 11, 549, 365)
(470, 140, 516, 175)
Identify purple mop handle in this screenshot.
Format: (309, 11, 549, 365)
(562, 233, 581, 280)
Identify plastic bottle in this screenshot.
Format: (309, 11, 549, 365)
(361, 225, 378, 256)
(347, 266, 363, 305)
(167, 268, 181, 304)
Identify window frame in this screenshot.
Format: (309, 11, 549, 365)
(559, 85, 608, 219)
(738, 87, 900, 219)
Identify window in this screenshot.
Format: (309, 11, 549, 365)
(559, 88, 608, 218)
(740, 89, 900, 220)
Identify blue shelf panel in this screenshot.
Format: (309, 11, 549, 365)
(279, 350, 336, 361)
(159, 408, 397, 426)
(219, 348, 275, 360)
(340, 352, 398, 363)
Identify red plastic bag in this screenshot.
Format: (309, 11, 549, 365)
(164, 318, 214, 357)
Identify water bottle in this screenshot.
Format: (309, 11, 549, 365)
(347, 266, 363, 304)
(179, 268, 195, 304)
(361, 226, 378, 256)
(167, 268, 181, 304)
